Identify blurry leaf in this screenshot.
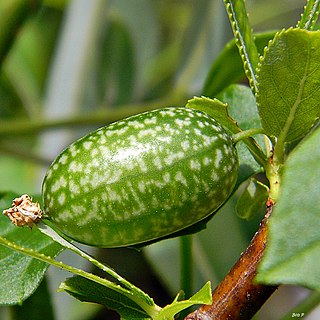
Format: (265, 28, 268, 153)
(174, 0, 229, 93)
(0, 73, 23, 119)
(108, 0, 160, 96)
(43, 0, 67, 9)
(4, 6, 62, 112)
(224, 0, 259, 92)
(297, 0, 320, 30)
(203, 31, 275, 97)
(142, 42, 180, 100)
(11, 277, 55, 320)
(256, 28, 320, 142)
(99, 18, 135, 105)
(236, 178, 268, 220)
(256, 127, 320, 290)
(60, 276, 151, 320)
(0, 191, 64, 305)
(0, 0, 42, 65)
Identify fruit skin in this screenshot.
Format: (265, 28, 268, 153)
(42, 107, 238, 247)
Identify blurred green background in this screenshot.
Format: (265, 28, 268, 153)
(0, 0, 318, 319)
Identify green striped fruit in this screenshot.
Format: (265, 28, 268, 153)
(42, 107, 238, 247)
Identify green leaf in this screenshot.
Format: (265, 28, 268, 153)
(173, 0, 228, 95)
(0, 192, 64, 305)
(61, 277, 212, 320)
(218, 84, 261, 130)
(256, 28, 320, 143)
(256, 127, 320, 290)
(224, 0, 259, 92)
(5, 6, 62, 103)
(297, 0, 320, 30)
(155, 282, 212, 320)
(60, 276, 151, 320)
(0, 0, 42, 65)
(186, 96, 240, 134)
(218, 84, 265, 187)
(203, 31, 276, 97)
(236, 178, 268, 220)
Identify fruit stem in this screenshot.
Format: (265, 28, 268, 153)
(232, 128, 265, 144)
(37, 222, 161, 316)
(232, 128, 269, 168)
(0, 234, 159, 318)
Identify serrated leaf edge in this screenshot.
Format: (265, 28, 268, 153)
(297, 0, 320, 30)
(224, 0, 259, 93)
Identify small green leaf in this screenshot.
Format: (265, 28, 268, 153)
(256, 28, 320, 142)
(0, 192, 64, 305)
(297, 0, 320, 30)
(224, 0, 259, 92)
(256, 127, 320, 290)
(236, 178, 268, 220)
(155, 282, 212, 320)
(60, 276, 151, 320)
(186, 96, 239, 134)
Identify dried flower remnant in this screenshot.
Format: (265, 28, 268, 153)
(3, 194, 43, 227)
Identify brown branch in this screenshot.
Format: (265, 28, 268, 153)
(185, 205, 277, 320)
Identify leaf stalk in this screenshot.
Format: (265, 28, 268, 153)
(0, 234, 160, 318)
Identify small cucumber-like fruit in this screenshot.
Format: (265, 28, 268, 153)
(42, 107, 238, 247)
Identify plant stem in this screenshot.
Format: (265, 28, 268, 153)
(240, 136, 268, 169)
(280, 291, 320, 320)
(232, 128, 265, 144)
(0, 234, 160, 318)
(180, 235, 194, 299)
(185, 206, 277, 319)
(0, 236, 124, 296)
(232, 127, 269, 169)
(37, 222, 159, 313)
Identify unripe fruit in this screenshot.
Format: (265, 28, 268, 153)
(42, 107, 238, 247)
